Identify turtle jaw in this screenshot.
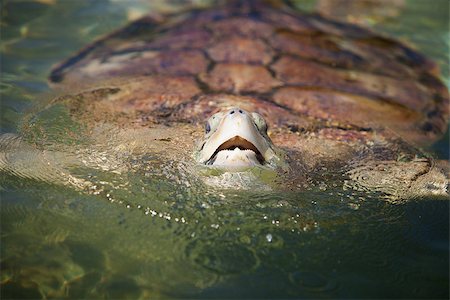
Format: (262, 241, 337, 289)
(198, 107, 276, 168)
(206, 136, 265, 167)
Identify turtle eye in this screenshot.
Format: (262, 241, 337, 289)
(251, 112, 268, 133)
(205, 112, 223, 134)
(205, 122, 211, 134)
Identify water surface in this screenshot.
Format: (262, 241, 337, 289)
(1, 0, 449, 298)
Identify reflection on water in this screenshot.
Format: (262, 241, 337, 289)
(1, 0, 449, 298)
(2, 177, 448, 298)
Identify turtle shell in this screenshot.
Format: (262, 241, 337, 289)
(48, 0, 448, 147)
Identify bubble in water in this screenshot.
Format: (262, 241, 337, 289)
(266, 233, 273, 243)
(348, 203, 360, 210)
(318, 183, 327, 191)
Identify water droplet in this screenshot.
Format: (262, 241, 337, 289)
(348, 203, 360, 210)
(266, 234, 273, 243)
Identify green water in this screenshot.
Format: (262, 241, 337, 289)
(1, 0, 449, 299)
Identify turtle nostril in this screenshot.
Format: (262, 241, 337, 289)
(239, 109, 243, 114)
(230, 110, 235, 115)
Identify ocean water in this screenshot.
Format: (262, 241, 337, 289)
(1, 0, 448, 298)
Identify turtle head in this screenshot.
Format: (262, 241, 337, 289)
(194, 107, 279, 168)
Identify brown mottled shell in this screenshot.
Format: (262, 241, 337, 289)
(49, 0, 448, 147)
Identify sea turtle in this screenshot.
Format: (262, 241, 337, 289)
(1, 0, 449, 201)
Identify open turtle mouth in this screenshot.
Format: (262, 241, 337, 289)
(206, 136, 264, 165)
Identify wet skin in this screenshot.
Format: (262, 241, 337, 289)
(195, 107, 277, 168)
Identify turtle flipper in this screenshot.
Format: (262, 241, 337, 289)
(0, 133, 91, 190)
(346, 158, 448, 203)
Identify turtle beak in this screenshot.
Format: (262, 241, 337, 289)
(199, 108, 275, 166)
